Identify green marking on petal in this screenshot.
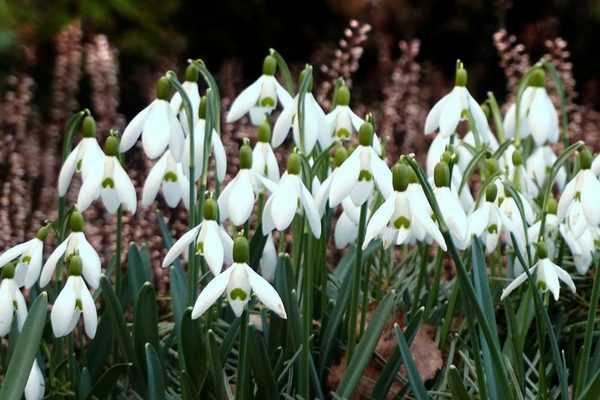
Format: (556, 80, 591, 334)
(102, 177, 115, 188)
(20, 255, 31, 265)
(76, 159, 82, 172)
(196, 241, 204, 255)
(75, 299, 83, 311)
(164, 171, 178, 182)
(575, 191, 581, 201)
(230, 288, 248, 301)
(487, 224, 498, 234)
(393, 216, 411, 229)
(358, 170, 372, 181)
(336, 128, 351, 139)
(260, 97, 276, 107)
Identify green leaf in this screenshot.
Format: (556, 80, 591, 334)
(0, 292, 47, 400)
(394, 324, 430, 400)
(180, 309, 207, 387)
(269, 48, 295, 94)
(127, 244, 152, 304)
(335, 292, 395, 398)
(134, 282, 160, 372)
(100, 275, 135, 363)
(87, 313, 114, 379)
(249, 224, 268, 271)
(170, 265, 188, 331)
(78, 367, 92, 399)
(447, 365, 471, 400)
(145, 343, 166, 400)
(248, 326, 278, 397)
(87, 363, 132, 400)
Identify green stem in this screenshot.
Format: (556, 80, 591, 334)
(411, 243, 429, 318)
(302, 227, 313, 399)
(580, 254, 600, 387)
(347, 202, 368, 360)
(236, 311, 250, 400)
(425, 250, 444, 317)
(115, 206, 123, 295)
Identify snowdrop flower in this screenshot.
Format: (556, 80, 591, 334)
(120, 76, 184, 160)
(0, 263, 27, 336)
(40, 212, 101, 289)
(182, 96, 227, 183)
(362, 163, 447, 250)
(261, 153, 321, 238)
(503, 68, 559, 146)
(252, 120, 280, 185)
(218, 141, 260, 226)
(468, 184, 513, 254)
(142, 149, 190, 209)
(424, 63, 489, 140)
(557, 147, 600, 238)
(506, 147, 538, 198)
(321, 84, 383, 153)
(501, 243, 575, 301)
(528, 198, 560, 254)
(77, 135, 137, 214)
(58, 115, 104, 197)
(432, 162, 469, 249)
(314, 146, 348, 216)
(51, 255, 97, 338)
(526, 145, 566, 193)
(329, 123, 393, 207)
(0, 225, 48, 289)
(226, 55, 293, 125)
(560, 224, 597, 275)
(272, 68, 325, 154)
(170, 64, 201, 123)
(25, 360, 45, 400)
(259, 234, 278, 282)
(191, 236, 286, 319)
(162, 198, 232, 275)
(333, 198, 366, 249)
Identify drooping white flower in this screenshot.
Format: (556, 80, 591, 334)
(24, 360, 45, 400)
(468, 184, 513, 254)
(0, 226, 48, 289)
(259, 234, 278, 282)
(252, 121, 280, 185)
(162, 198, 232, 275)
(226, 55, 293, 125)
(560, 224, 598, 275)
(362, 163, 447, 250)
(142, 150, 190, 209)
(557, 148, 600, 238)
(0, 266, 27, 336)
(500, 246, 575, 301)
(58, 115, 104, 197)
(39, 212, 101, 290)
(170, 65, 201, 124)
(191, 237, 286, 319)
(261, 153, 321, 238)
(312, 147, 348, 216)
(272, 69, 325, 154)
(329, 123, 393, 207)
(77, 136, 137, 214)
(333, 198, 367, 249)
(424, 64, 489, 140)
(503, 68, 559, 146)
(526, 145, 566, 194)
(432, 162, 469, 249)
(50, 260, 97, 339)
(120, 76, 184, 160)
(218, 142, 260, 226)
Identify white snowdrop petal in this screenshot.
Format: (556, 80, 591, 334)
(0, 282, 14, 336)
(142, 152, 169, 207)
(120, 104, 151, 153)
(329, 150, 360, 207)
(40, 238, 69, 288)
(58, 144, 82, 196)
(142, 100, 171, 159)
(500, 270, 530, 301)
(260, 235, 278, 282)
(438, 89, 462, 137)
(272, 98, 296, 148)
(227, 76, 264, 123)
(77, 233, 101, 290)
(334, 212, 358, 249)
(113, 160, 137, 213)
(538, 259, 561, 301)
(24, 359, 45, 400)
(212, 132, 228, 182)
(76, 167, 103, 211)
(24, 239, 44, 289)
(363, 195, 395, 249)
(80, 279, 98, 339)
(246, 265, 287, 319)
(163, 225, 202, 268)
(227, 172, 255, 226)
(271, 179, 297, 231)
(51, 277, 77, 337)
(299, 181, 322, 238)
(203, 221, 225, 275)
(0, 240, 31, 268)
(424, 95, 449, 135)
(191, 267, 233, 319)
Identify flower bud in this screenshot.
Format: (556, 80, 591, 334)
(203, 197, 218, 221)
(104, 135, 120, 156)
(485, 183, 498, 202)
(546, 197, 558, 215)
(333, 146, 348, 167)
(36, 225, 49, 241)
(512, 149, 523, 166)
(392, 163, 414, 192)
(434, 161, 451, 188)
(239, 143, 253, 169)
(335, 84, 350, 107)
(156, 76, 171, 100)
(257, 120, 271, 143)
(455, 65, 468, 87)
(299, 69, 313, 92)
(69, 211, 85, 232)
(529, 68, 546, 88)
(233, 236, 250, 263)
(536, 241, 548, 259)
(1, 261, 15, 279)
(262, 55, 277, 76)
(358, 122, 374, 146)
(82, 115, 96, 138)
(579, 146, 593, 170)
(198, 96, 208, 119)
(69, 255, 83, 276)
(185, 64, 199, 82)
(287, 152, 301, 175)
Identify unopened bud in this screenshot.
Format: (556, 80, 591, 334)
(333, 146, 348, 167)
(434, 161, 450, 188)
(512, 149, 523, 166)
(35, 225, 49, 241)
(485, 183, 498, 202)
(257, 120, 271, 143)
(185, 64, 199, 82)
(156, 76, 171, 101)
(392, 163, 414, 192)
(455, 65, 468, 87)
(203, 198, 218, 221)
(529, 68, 546, 88)
(69, 211, 85, 232)
(82, 116, 96, 138)
(358, 122, 374, 146)
(104, 135, 120, 156)
(233, 236, 250, 263)
(335, 85, 350, 106)
(287, 153, 301, 175)
(579, 146, 593, 170)
(263, 55, 277, 76)
(239, 143, 253, 169)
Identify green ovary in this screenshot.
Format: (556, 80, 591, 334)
(102, 177, 114, 188)
(358, 170, 372, 181)
(230, 288, 248, 301)
(393, 216, 411, 229)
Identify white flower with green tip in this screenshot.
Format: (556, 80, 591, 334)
(0, 264, 27, 336)
(142, 150, 190, 209)
(0, 226, 48, 289)
(25, 360, 45, 400)
(468, 183, 513, 254)
(252, 121, 280, 184)
(170, 64, 201, 124)
(259, 234, 278, 282)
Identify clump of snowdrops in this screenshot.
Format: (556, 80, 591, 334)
(0, 51, 599, 400)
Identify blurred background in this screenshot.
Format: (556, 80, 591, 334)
(1, 0, 599, 286)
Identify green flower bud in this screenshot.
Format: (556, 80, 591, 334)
(69, 255, 83, 276)
(546, 197, 558, 215)
(156, 76, 171, 100)
(82, 116, 96, 138)
(299, 69, 313, 92)
(203, 197, 218, 221)
(1, 261, 15, 279)
(69, 211, 85, 232)
(455, 66, 468, 87)
(233, 236, 250, 263)
(104, 135, 120, 156)
(529, 68, 546, 88)
(485, 183, 498, 202)
(335, 85, 350, 107)
(536, 241, 548, 259)
(239, 143, 253, 169)
(358, 122, 374, 146)
(287, 152, 301, 175)
(484, 157, 499, 176)
(198, 96, 208, 120)
(392, 163, 414, 192)
(185, 64, 199, 82)
(36, 225, 49, 241)
(257, 120, 271, 143)
(333, 146, 348, 168)
(262, 55, 277, 76)
(442, 150, 456, 164)
(434, 161, 451, 188)
(579, 146, 593, 170)
(512, 149, 523, 166)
